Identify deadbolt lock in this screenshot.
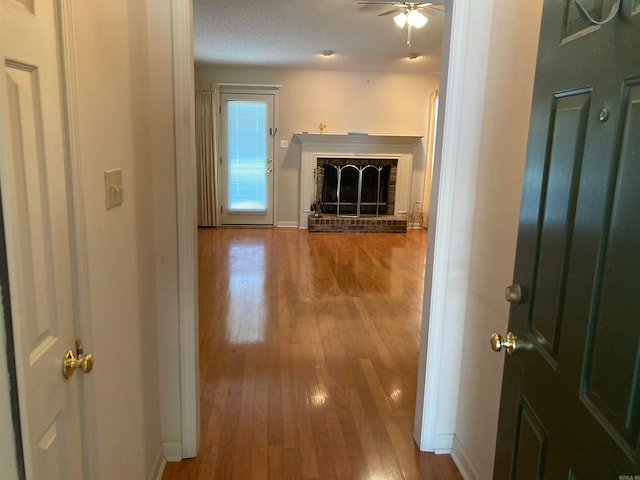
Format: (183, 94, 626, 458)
(505, 283, 523, 304)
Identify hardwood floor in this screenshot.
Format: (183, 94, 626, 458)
(162, 228, 462, 479)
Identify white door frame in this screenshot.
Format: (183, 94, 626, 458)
(414, 0, 495, 452)
(171, 0, 493, 458)
(171, 0, 200, 458)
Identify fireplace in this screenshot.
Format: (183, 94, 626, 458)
(316, 158, 397, 217)
(295, 133, 422, 230)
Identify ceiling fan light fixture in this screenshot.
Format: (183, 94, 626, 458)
(393, 12, 407, 28)
(407, 10, 428, 28)
(407, 52, 420, 60)
(321, 50, 334, 57)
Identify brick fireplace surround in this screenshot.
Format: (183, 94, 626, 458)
(295, 133, 422, 233)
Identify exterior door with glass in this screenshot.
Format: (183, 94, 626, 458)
(220, 93, 275, 225)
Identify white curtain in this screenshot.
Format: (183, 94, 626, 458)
(421, 89, 439, 228)
(195, 83, 219, 227)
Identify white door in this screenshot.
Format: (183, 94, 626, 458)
(220, 93, 275, 225)
(1, 1, 85, 478)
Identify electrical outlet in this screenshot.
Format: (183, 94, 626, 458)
(104, 168, 123, 210)
(280, 140, 288, 148)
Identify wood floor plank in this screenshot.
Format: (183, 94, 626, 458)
(163, 228, 463, 480)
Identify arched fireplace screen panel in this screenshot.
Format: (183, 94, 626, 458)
(318, 158, 396, 217)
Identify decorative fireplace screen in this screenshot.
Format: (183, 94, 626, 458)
(317, 158, 397, 217)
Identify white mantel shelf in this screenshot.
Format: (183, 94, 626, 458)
(295, 133, 422, 147)
(296, 133, 423, 229)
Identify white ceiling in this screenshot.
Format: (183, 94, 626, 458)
(192, 0, 446, 74)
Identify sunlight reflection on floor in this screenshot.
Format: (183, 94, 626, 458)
(225, 242, 266, 344)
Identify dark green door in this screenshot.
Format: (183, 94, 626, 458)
(494, 1, 640, 478)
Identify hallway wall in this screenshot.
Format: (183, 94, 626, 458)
(452, 0, 543, 478)
(70, 1, 165, 477)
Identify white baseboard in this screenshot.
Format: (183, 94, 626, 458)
(434, 433, 454, 454)
(149, 445, 167, 480)
(276, 221, 299, 228)
(450, 435, 481, 480)
(407, 223, 427, 230)
(162, 441, 183, 462)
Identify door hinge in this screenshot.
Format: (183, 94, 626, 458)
(219, 156, 222, 164)
(219, 105, 222, 114)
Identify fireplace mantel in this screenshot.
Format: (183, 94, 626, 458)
(294, 133, 422, 149)
(295, 133, 422, 228)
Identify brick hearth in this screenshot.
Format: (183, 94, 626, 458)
(307, 215, 407, 233)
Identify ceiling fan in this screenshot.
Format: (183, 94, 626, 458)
(358, 1, 443, 47)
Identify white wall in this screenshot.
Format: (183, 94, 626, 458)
(70, 1, 164, 478)
(451, 0, 543, 478)
(195, 66, 440, 226)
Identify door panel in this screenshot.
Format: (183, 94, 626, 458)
(1, 0, 83, 478)
(563, 0, 615, 40)
(580, 78, 640, 451)
(220, 93, 275, 225)
(494, 0, 640, 477)
(530, 91, 589, 362)
(512, 397, 548, 480)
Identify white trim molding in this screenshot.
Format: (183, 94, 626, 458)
(162, 441, 183, 462)
(172, 0, 200, 458)
(451, 435, 482, 480)
(276, 221, 299, 228)
(149, 446, 167, 480)
(58, 1, 101, 476)
(414, 0, 494, 455)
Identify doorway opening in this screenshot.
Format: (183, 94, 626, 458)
(176, 0, 468, 464)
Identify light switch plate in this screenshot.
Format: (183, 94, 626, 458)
(280, 140, 288, 148)
(104, 168, 123, 210)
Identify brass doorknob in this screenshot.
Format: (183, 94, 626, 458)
(62, 348, 94, 379)
(267, 167, 273, 174)
(490, 332, 520, 356)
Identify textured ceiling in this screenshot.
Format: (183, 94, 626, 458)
(193, 0, 445, 74)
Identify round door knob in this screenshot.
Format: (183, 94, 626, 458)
(490, 332, 519, 356)
(62, 349, 94, 378)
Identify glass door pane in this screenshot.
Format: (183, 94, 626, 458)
(227, 100, 267, 211)
(220, 92, 275, 225)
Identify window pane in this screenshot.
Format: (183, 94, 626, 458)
(227, 100, 267, 211)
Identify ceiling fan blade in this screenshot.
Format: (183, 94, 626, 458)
(378, 7, 401, 16)
(357, 2, 403, 4)
(422, 4, 445, 13)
